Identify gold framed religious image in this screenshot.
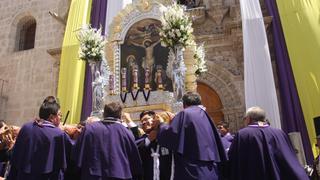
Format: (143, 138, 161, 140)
(120, 18, 173, 92)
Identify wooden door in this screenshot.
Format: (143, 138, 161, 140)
(197, 82, 224, 124)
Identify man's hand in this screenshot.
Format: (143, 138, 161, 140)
(152, 114, 163, 129)
(122, 112, 133, 124)
(2, 133, 15, 150)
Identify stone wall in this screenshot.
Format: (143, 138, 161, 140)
(0, 0, 68, 125)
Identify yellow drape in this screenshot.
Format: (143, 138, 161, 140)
(57, 0, 92, 124)
(276, 0, 320, 156)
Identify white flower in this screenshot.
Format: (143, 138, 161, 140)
(193, 43, 207, 75)
(159, 3, 194, 48)
(77, 24, 106, 61)
(159, 5, 167, 13)
(161, 41, 167, 47)
(169, 31, 175, 38)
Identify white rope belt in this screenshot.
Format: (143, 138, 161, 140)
(151, 145, 160, 180)
(170, 153, 175, 180)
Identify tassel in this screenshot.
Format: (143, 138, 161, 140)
(170, 153, 175, 180)
(151, 145, 160, 180)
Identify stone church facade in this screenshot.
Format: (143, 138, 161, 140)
(0, 0, 275, 132)
(0, 0, 68, 125)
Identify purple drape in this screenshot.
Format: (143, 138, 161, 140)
(81, 0, 107, 121)
(265, 0, 313, 164)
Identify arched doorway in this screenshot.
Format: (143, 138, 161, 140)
(197, 82, 224, 124)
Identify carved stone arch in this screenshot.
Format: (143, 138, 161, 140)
(8, 12, 38, 52)
(107, 0, 172, 43)
(197, 61, 245, 131)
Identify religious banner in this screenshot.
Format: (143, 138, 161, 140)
(264, 0, 313, 164)
(276, 0, 320, 155)
(240, 0, 281, 128)
(57, 0, 92, 124)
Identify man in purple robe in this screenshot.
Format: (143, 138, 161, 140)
(217, 122, 233, 154)
(7, 96, 72, 180)
(73, 102, 143, 180)
(217, 122, 234, 143)
(156, 92, 227, 180)
(228, 106, 308, 180)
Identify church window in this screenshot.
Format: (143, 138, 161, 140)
(16, 18, 36, 51)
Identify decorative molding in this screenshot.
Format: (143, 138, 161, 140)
(186, 6, 206, 25)
(107, 0, 172, 43)
(47, 47, 61, 56)
(47, 48, 62, 61)
(123, 103, 172, 113)
(207, 7, 229, 26)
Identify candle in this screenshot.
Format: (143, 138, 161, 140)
(121, 68, 127, 92)
(132, 65, 139, 89)
(156, 65, 163, 90)
(145, 67, 150, 89)
(109, 74, 114, 94)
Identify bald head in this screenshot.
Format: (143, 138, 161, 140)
(245, 106, 266, 123)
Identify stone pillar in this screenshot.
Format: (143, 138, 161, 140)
(184, 45, 197, 92)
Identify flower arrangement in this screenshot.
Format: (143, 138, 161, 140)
(77, 24, 106, 62)
(193, 43, 207, 75)
(159, 3, 194, 49)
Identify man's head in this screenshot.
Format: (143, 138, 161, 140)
(139, 110, 155, 134)
(217, 122, 230, 136)
(43, 96, 58, 104)
(243, 106, 266, 126)
(39, 96, 61, 127)
(182, 92, 202, 108)
(103, 102, 123, 119)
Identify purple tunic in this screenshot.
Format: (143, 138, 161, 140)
(220, 136, 231, 155)
(228, 125, 309, 180)
(222, 133, 233, 143)
(157, 106, 227, 180)
(7, 121, 72, 180)
(73, 121, 143, 180)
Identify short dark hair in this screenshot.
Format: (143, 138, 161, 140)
(139, 110, 155, 120)
(182, 92, 202, 107)
(217, 122, 229, 129)
(39, 98, 60, 120)
(43, 96, 59, 104)
(103, 102, 123, 119)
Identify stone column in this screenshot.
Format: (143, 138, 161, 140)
(184, 45, 197, 92)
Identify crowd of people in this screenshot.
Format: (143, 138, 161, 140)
(0, 92, 313, 180)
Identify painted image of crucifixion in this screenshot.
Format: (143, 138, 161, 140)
(120, 19, 172, 92)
